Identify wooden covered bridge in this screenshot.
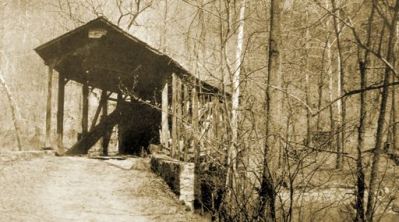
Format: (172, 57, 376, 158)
(35, 17, 229, 161)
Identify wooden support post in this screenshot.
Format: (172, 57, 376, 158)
(90, 99, 104, 131)
(101, 90, 110, 156)
(82, 81, 89, 135)
(192, 88, 199, 164)
(45, 65, 53, 148)
(90, 92, 112, 131)
(212, 97, 220, 142)
(183, 85, 190, 116)
(172, 74, 178, 158)
(183, 85, 190, 161)
(161, 82, 169, 149)
(176, 77, 182, 160)
(117, 93, 124, 154)
(66, 107, 121, 155)
(57, 73, 65, 154)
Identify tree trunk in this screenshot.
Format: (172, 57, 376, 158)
(316, 53, 325, 131)
(366, 1, 399, 221)
(0, 72, 22, 151)
(355, 60, 367, 222)
(257, 0, 282, 220)
(393, 13, 399, 153)
(331, 0, 345, 169)
(228, 0, 246, 185)
(0, 4, 21, 151)
(354, 3, 375, 221)
(159, 0, 168, 53)
(304, 16, 311, 146)
(326, 42, 338, 163)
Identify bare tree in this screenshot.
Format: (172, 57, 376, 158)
(115, 0, 153, 30)
(0, 2, 21, 150)
(256, 0, 283, 220)
(227, 0, 246, 191)
(366, 1, 399, 221)
(0, 71, 22, 151)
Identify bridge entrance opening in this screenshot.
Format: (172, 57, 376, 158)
(118, 101, 160, 155)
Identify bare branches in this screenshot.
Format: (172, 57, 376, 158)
(116, 0, 153, 30)
(313, 81, 399, 117)
(0, 71, 22, 151)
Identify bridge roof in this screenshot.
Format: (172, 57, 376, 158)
(35, 17, 224, 99)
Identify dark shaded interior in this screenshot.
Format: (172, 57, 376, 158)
(118, 101, 161, 155)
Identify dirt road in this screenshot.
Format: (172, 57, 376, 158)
(0, 156, 207, 222)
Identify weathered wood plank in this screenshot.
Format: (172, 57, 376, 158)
(82, 81, 89, 135)
(101, 90, 111, 156)
(183, 84, 190, 161)
(57, 73, 65, 154)
(212, 97, 220, 142)
(192, 88, 199, 164)
(90, 91, 112, 131)
(45, 65, 53, 148)
(90, 98, 104, 131)
(66, 106, 121, 155)
(117, 93, 124, 154)
(171, 74, 178, 158)
(176, 77, 182, 160)
(161, 82, 169, 149)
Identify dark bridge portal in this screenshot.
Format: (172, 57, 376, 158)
(35, 17, 221, 155)
(118, 101, 160, 155)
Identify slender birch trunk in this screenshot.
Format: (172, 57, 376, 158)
(0, 3, 21, 150)
(230, 0, 246, 176)
(225, 3, 246, 213)
(331, 0, 345, 169)
(326, 42, 336, 154)
(0, 72, 22, 150)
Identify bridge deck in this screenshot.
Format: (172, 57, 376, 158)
(0, 156, 207, 222)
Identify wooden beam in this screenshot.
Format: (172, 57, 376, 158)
(82, 81, 89, 135)
(212, 97, 220, 141)
(57, 73, 66, 154)
(117, 93, 124, 154)
(172, 74, 178, 158)
(177, 76, 184, 160)
(183, 84, 189, 161)
(45, 65, 53, 148)
(176, 77, 182, 160)
(90, 92, 110, 131)
(66, 107, 121, 155)
(101, 90, 110, 156)
(192, 88, 199, 164)
(161, 82, 169, 149)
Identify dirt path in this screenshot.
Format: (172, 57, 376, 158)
(0, 156, 207, 222)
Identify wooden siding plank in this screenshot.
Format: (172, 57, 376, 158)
(161, 82, 169, 149)
(57, 73, 65, 154)
(45, 66, 53, 148)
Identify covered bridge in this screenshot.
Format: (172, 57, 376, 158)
(35, 17, 229, 160)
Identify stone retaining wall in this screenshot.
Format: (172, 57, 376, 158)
(150, 154, 195, 210)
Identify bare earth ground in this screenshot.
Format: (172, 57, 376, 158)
(0, 156, 207, 222)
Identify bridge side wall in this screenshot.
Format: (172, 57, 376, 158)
(150, 154, 195, 210)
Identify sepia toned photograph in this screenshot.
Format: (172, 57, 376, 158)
(0, 0, 398, 221)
